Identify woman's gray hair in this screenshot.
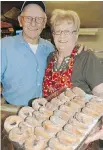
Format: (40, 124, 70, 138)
(50, 9, 80, 32)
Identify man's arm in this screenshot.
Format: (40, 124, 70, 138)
(92, 83, 103, 98)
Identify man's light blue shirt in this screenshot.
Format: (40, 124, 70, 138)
(1, 33, 54, 105)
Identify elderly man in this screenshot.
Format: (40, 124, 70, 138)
(1, 1, 55, 106)
(0, 1, 90, 106)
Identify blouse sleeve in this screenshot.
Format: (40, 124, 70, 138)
(83, 51, 103, 89)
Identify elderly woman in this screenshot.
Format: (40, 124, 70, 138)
(43, 9, 103, 98)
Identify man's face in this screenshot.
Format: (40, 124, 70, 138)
(18, 4, 47, 42)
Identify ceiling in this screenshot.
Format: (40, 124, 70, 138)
(1, 1, 103, 28)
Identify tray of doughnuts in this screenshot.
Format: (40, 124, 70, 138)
(3, 87, 103, 150)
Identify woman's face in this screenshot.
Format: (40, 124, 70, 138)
(53, 20, 78, 52)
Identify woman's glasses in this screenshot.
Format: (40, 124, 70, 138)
(53, 30, 78, 36)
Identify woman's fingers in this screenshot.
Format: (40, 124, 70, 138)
(85, 129, 103, 144)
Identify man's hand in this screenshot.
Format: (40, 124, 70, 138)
(77, 44, 93, 54)
(85, 126, 103, 144)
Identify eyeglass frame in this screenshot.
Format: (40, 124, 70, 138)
(52, 30, 78, 36)
(20, 16, 45, 24)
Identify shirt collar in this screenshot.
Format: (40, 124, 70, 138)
(17, 32, 46, 47)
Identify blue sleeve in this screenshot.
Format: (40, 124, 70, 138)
(0, 42, 7, 82)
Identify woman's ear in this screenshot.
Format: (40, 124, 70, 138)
(18, 16, 22, 27)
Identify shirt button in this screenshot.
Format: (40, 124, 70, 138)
(37, 69, 39, 72)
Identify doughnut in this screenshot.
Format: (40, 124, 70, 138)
(18, 121, 34, 136)
(53, 110, 70, 122)
(24, 116, 40, 129)
(42, 120, 61, 135)
(49, 137, 73, 150)
(33, 111, 49, 123)
(9, 127, 29, 146)
(86, 102, 103, 114)
(18, 106, 34, 119)
(58, 92, 69, 103)
(75, 112, 93, 124)
(32, 98, 47, 111)
(89, 98, 103, 109)
(24, 135, 46, 150)
(72, 87, 86, 97)
(50, 115, 66, 127)
(69, 118, 88, 130)
(39, 106, 53, 118)
(59, 105, 75, 116)
(82, 107, 100, 118)
(71, 97, 86, 107)
(51, 97, 62, 107)
(64, 123, 84, 137)
(57, 130, 80, 146)
(65, 101, 81, 112)
(4, 115, 23, 133)
(34, 126, 51, 141)
(45, 147, 53, 150)
(45, 102, 56, 111)
(65, 89, 75, 100)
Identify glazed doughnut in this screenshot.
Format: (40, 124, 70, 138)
(64, 123, 84, 137)
(49, 137, 73, 150)
(18, 106, 34, 119)
(39, 106, 53, 118)
(53, 110, 70, 122)
(65, 101, 81, 112)
(18, 121, 34, 136)
(24, 135, 46, 150)
(32, 98, 47, 111)
(72, 87, 86, 97)
(42, 120, 61, 135)
(69, 118, 88, 130)
(58, 92, 69, 103)
(65, 89, 75, 100)
(86, 102, 103, 114)
(9, 127, 29, 146)
(71, 97, 86, 107)
(51, 97, 62, 107)
(33, 111, 49, 123)
(45, 102, 56, 111)
(45, 147, 53, 150)
(57, 130, 80, 146)
(59, 105, 75, 116)
(89, 98, 103, 109)
(4, 115, 23, 133)
(34, 126, 51, 141)
(24, 116, 40, 128)
(82, 107, 100, 118)
(75, 112, 93, 124)
(50, 115, 66, 127)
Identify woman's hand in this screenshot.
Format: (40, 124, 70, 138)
(85, 126, 103, 144)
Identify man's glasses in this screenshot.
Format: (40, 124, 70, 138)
(53, 30, 78, 36)
(21, 16, 45, 24)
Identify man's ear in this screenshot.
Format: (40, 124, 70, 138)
(18, 16, 22, 27)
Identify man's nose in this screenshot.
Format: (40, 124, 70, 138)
(31, 18, 36, 26)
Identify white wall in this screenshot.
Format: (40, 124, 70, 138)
(78, 28, 103, 58)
